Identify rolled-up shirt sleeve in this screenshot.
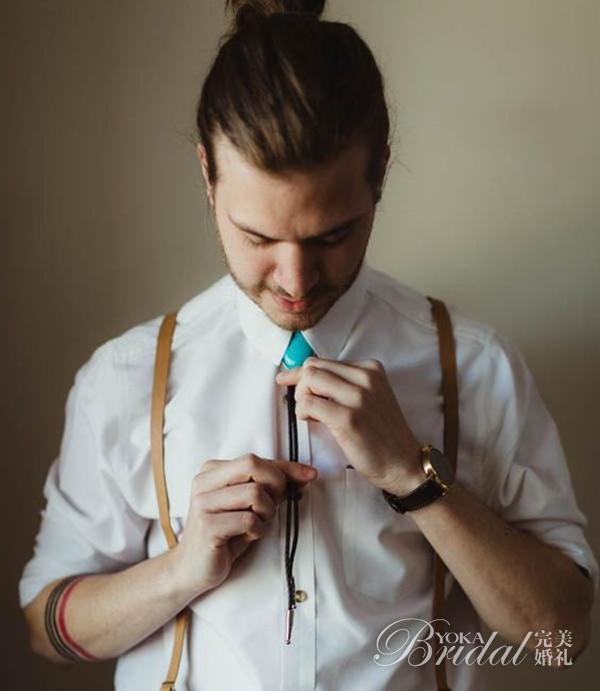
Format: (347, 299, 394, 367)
(480, 331, 599, 599)
(19, 342, 150, 609)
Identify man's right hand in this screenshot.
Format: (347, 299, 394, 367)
(23, 453, 318, 663)
(171, 453, 318, 599)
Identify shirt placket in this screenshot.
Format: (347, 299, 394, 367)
(279, 403, 316, 691)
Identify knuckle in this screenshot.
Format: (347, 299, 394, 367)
(243, 512, 260, 531)
(242, 453, 260, 470)
(190, 491, 208, 512)
(247, 482, 263, 503)
(357, 370, 371, 388)
(345, 407, 360, 429)
(200, 458, 222, 474)
(192, 473, 206, 491)
(365, 369, 378, 387)
(299, 391, 311, 407)
(355, 387, 368, 406)
(193, 459, 219, 483)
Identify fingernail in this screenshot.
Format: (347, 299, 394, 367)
(303, 466, 317, 477)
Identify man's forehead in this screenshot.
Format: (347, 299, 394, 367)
(227, 208, 371, 243)
(213, 135, 373, 239)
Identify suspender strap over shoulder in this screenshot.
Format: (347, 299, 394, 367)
(428, 297, 459, 470)
(151, 311, 189, 691)
(427, 296, 459, 691)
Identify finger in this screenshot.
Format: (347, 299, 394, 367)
(193, 456, 288, 499)
(295, 393, 347, 428)
(276, 357, 375, 388)
(294, 366, 363, 409)
(270, 459, 319, 485)
(193, 455, 317, 502)
(208, 510, 267, 548)
(198, 482, 277, 520)
(302, 357, 380, 386)
(275, 368, 303, 385)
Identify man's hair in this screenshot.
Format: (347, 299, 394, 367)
(195, 0, 392, 203)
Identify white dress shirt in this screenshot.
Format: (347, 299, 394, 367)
(20, 260, 598, 691)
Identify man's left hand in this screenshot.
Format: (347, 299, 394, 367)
(275, 357, 425, 494)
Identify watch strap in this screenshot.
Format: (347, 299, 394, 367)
(382, 476, 447, 514)
(382, 444, 450, 514)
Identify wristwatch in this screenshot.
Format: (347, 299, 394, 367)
(382, 445, 455, 513)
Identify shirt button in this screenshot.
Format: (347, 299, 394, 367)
(294, 589, 308, 603)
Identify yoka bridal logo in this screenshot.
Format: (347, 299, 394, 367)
(373, 618, 574, 667)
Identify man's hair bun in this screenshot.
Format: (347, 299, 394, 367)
(225, 0, 326, 33)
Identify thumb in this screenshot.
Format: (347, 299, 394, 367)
(274, 460, 318, 482)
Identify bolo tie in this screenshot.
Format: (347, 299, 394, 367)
(280, 330, 314, 645)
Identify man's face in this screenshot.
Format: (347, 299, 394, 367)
(197, 134, 383, 331)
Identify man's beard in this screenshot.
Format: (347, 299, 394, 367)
(215, 231, 365, 331)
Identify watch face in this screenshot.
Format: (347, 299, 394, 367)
(429, 448, 455, 485)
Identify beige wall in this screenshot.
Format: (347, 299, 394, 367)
(3, 1, 598, 688)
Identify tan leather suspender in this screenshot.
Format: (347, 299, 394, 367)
(427, 296, 459, 691)
(150, 312, 189, 691)
(150, 298, 458, 691)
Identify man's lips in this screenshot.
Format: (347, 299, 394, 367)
(271, 292, 313, 312)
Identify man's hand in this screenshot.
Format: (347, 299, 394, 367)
(275, 357, 424, 494)
(173, 453, 317, 600)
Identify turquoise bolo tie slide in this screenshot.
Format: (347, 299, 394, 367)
(281, 330, 314, 645)
(281, 330, 314, 369)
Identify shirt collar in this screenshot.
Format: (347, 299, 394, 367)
(234, 259, 370, 366)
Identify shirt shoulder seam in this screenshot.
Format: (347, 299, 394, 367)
(365, 283, 494, 349)
(108, 291, 236, 363)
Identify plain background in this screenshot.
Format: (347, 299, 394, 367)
(2, 0, 598, 688)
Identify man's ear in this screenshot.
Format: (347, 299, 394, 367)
(196, 143, 214, 206)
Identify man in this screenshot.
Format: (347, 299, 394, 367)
(20, 129, 597, 690)
(20, 0, 598, 691)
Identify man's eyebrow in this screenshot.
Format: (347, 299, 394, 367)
(227, 211, 367, 241)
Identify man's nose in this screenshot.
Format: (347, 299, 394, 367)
(273, 244, 319, 299)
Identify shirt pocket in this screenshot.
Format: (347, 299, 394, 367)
(342, 466, 434, 604)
